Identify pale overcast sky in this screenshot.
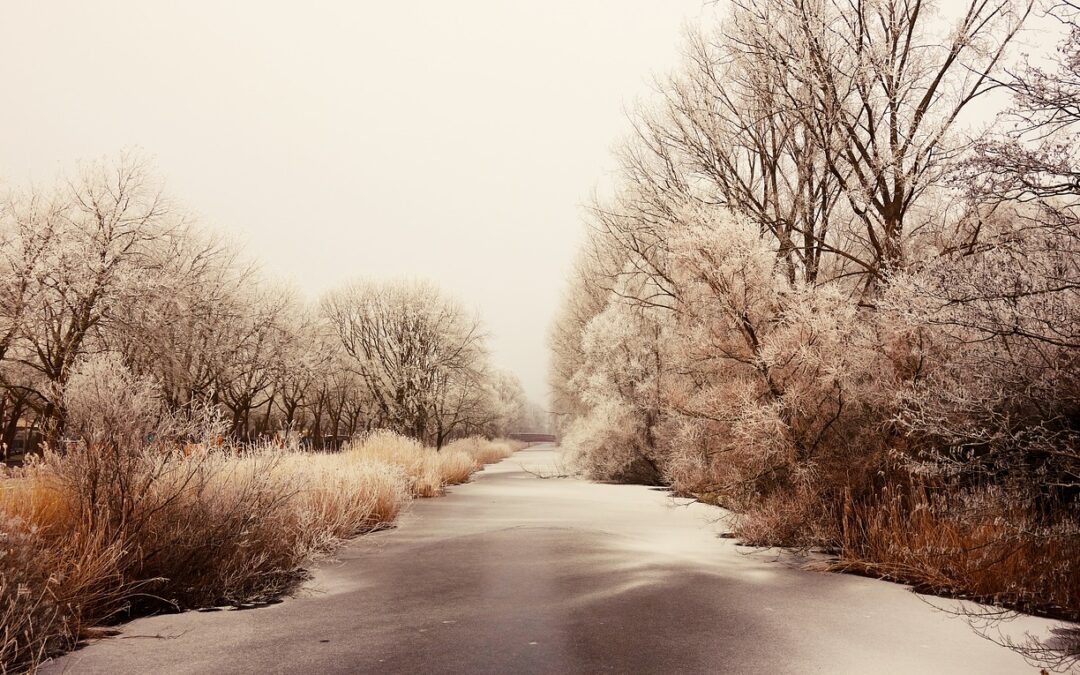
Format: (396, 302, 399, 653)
(0, 1, 712, 405)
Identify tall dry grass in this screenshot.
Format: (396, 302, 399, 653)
(344, 431, 473, 497)
(443, 437, 518, 466)
(0, 430, 520, 673)
(0, 511, 124, 674)
(830, 485, 1079, 622)
(344, 431, 516, 497)
(0, 445, 408, 674)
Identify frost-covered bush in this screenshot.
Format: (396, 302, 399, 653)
(655, 211, 905, 539)
(63, 353, 165, 452)
(883, 211, 1080, 508)
(559, 299, 667, 483)
(557, 200, 1077, 538)
(562, 399, 660, 483)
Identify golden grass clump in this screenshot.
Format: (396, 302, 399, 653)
(344, 430, 477, 497)
(0, 474, 74, 536)
(278, 453, 408, 551)
(0, 430, 518, 672)
(0, 443, 411, 674)
(344, 431, 521, 498)
(832, 485, 1080, 621)
(0, 514, 125, 674)
(443, 436, 517, 466)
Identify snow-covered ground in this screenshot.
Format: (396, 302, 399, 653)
(45, 445, 1066, 674)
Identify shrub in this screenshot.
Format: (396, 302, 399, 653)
(0, 440, 410, 673)
(561, 400, 661, 484)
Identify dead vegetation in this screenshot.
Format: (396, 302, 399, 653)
(0, 431, 518, 673)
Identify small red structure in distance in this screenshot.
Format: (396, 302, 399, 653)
(507, 433, 556, 444)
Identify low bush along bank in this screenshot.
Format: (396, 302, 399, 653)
(0, 430, 518, 673)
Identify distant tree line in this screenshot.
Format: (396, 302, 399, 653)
(0, 153, 541, 459)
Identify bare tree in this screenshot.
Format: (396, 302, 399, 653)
(322, 280, 486, 446)
(607, 0, 1033, 301)
(3, 154, 175, 446)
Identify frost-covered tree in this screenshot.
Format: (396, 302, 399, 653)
(610, 0, 1032, 294)
(552, 0, 1078, 640)
(562, 299, 668, 482)
(0, 154, 177, 447)
(321, 279, 487, 445)
(0, 153, 523, 464)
